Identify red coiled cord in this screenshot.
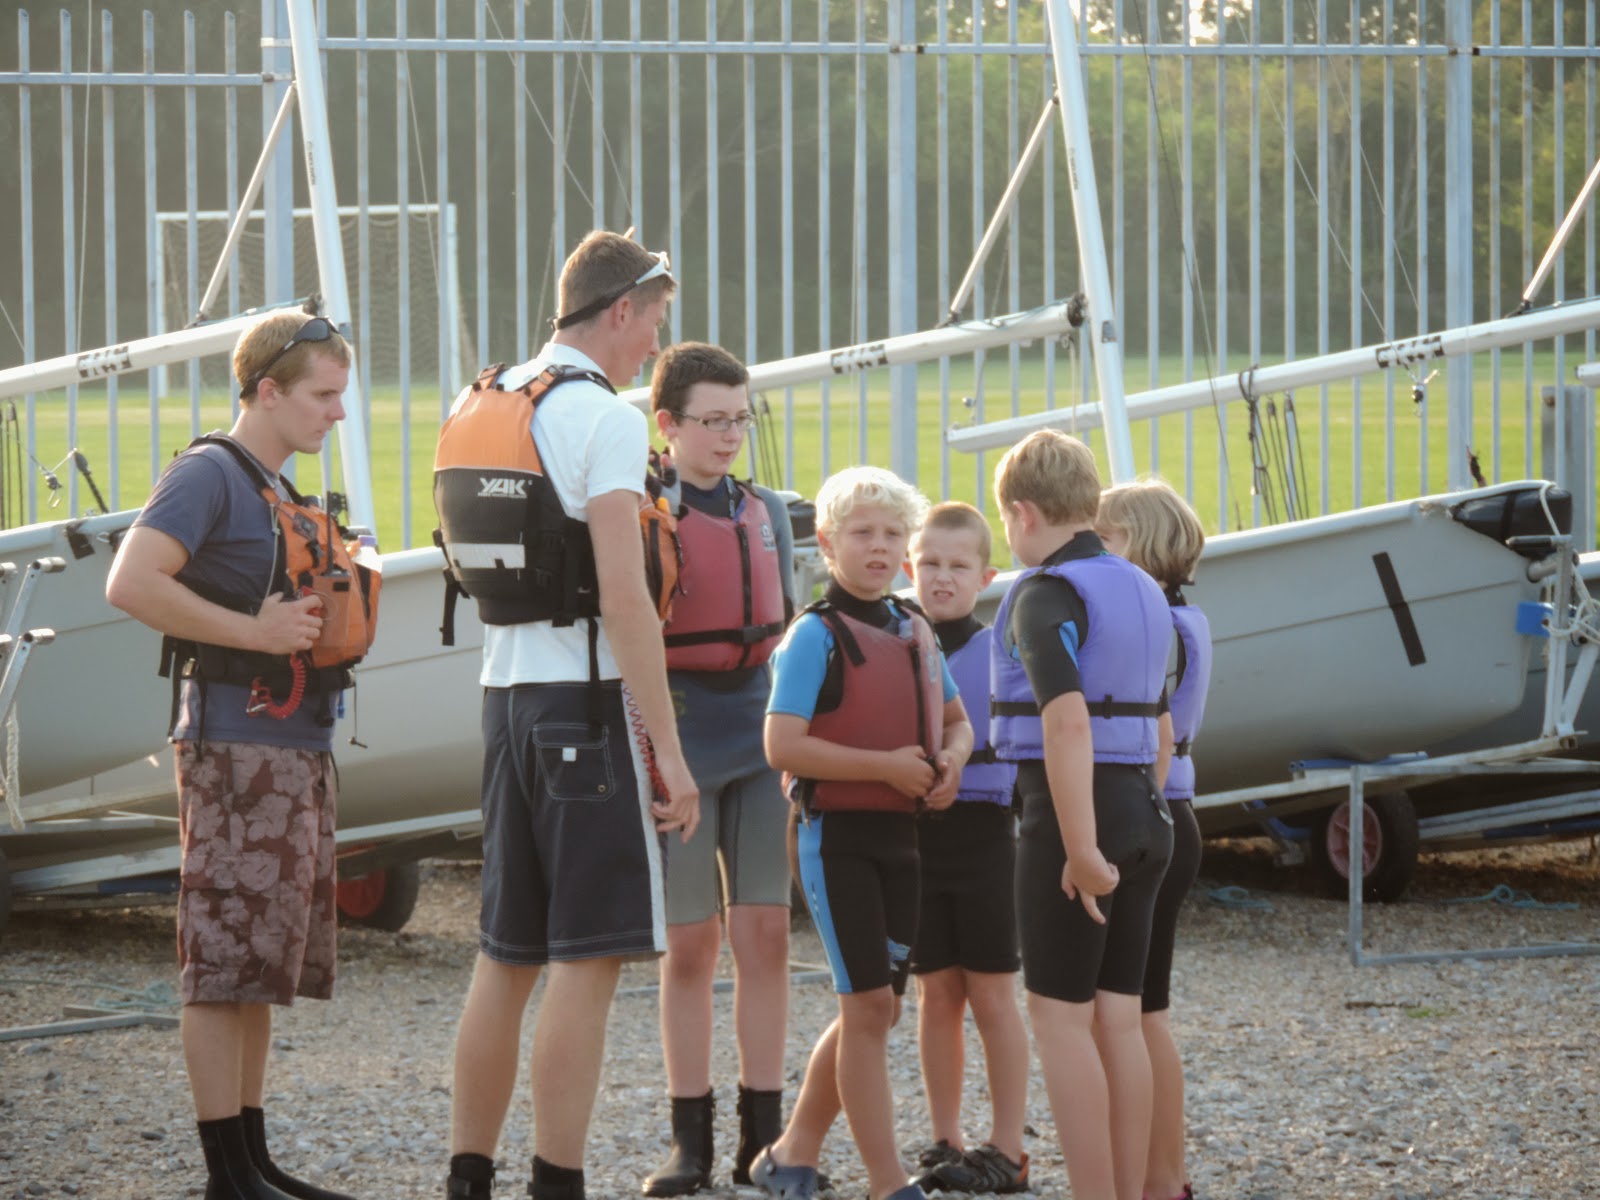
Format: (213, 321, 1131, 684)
(624, 685, 667, 800)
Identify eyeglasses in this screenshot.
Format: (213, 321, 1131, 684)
(551, 251, 675, 331)
(676, 411, 755, 433)
(240, 316, 339, 399)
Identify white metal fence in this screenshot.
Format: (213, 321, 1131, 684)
(0, 0, 1596, 549)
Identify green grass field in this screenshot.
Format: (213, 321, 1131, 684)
(15, 346, 1592, 555)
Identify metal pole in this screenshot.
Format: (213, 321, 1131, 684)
(886, 0, 920, 484)
(1347, 766, 1365, 966)
(1515, 155, 1600, 315)
(948, 296, 1600, 453)
(284, 0, 376, 533)
(194, 83, 299, 325)
(0, 315, 266, 400)
(617, 304, 1078, 409)
(945, 94, 1059, 326)
(1444, 0, 1475, 491)
(1043, 0, 1134, 483)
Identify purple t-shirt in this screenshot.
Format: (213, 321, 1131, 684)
(133, 438, 334, 750)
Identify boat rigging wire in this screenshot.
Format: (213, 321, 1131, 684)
(1125, 0, 1243, 531)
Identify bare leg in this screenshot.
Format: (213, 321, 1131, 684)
(1026, 990, 1115, 1200)
(727, 904, 790, 1090)
(1141, 1009, 1187, 1200)
(531, 956, 624, 1167)
(915, 969, 969, 1150)
(1093, 991, 1153, 1200)
(451, 954, 542, 1156)
(238, 1003, 273, 1110)
(836, 989, 910, 1200)
(183, 1002, 247, 1121)
(769, 1017, 842, 1168)
(963, 972, 1029, 1163)
(659, 916, 723, 1096)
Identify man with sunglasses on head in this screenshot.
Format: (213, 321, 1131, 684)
(107, 310, 360, 1200)
(443, 230, 700, 1200)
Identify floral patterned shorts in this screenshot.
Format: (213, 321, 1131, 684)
(174, 741, 338, 1006)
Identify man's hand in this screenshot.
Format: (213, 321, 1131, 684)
(254, 593, 324, 654)
(882, 745, 937, 800)
(922, 748, 967, 811)
(1061, 847, 1119, 924)
(651, 749, 701, 842)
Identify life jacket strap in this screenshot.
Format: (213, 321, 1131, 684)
(662, 620, 785, 649)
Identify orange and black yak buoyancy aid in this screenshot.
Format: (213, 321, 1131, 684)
(787, 598, 945, 815)
(158, 434, 382, 729)
(663, 479, 787, 672)
(432, 363, 681, 645)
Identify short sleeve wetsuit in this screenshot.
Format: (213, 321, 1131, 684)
(769, 582, 957, 995)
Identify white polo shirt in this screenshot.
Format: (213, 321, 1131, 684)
(463, 342, 649, 686)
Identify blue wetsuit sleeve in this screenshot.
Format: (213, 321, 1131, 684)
(766, 613, 834, 721)
(938, 651, 959, 703)
(1007, 574, 1088, 709)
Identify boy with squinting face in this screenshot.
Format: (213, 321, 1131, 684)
(750, 467, 974, 1200)
(902, 504, 1030, 1197)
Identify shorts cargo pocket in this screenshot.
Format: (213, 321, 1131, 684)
(532, 723, 618, 802)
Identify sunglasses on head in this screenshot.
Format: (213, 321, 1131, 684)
(551, 251, 674, 331)
(240, 316, 339, 399)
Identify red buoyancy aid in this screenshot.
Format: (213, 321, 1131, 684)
(788, 599, 945, 814)
(663, 480, 787, 671)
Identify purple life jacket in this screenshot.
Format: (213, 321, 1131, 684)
(1165, 601, 1213, 801)
(945, 628, 1017, 806)
(990, 554, 1171, 765)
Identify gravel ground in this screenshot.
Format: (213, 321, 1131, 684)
(2, 840, 1598, 1200)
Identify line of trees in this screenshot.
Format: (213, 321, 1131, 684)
(0, 0, 1594, 376)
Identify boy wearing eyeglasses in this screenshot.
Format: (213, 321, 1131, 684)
(640, 343, 797, 1198)
(443, 231, 700, 1200)
(107, 310, 362, 1200)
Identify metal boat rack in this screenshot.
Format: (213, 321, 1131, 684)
(0, 556, 65, 832)
(1195, 534, 1600, 966)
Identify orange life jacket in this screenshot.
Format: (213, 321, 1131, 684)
(433, 363, 680, 644)
(158, 434, 382, 730)
(663, 475, 787, 672)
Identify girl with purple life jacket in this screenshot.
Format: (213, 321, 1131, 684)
(1096, 479, 1212, 1200)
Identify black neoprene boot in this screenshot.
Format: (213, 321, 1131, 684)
(242, 1106, 357, 1200)
(641, 1091, 715, 1196)
(732, 1086, 783, 1186)
(447, 1153, 496, 1200)
(530, 1156, 586, 1200)
(198, 1115, 298, 1200)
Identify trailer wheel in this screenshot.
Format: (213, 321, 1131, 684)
(336, 861, 422, 932)
(1310, 792, 1419, 902)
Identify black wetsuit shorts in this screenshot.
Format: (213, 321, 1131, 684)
(1015, 760, 1174, 1004)
(1142, 796, 1201, 1012)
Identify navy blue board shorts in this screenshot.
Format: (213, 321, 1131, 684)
(796, 808, 919, 995)
(478, 681, 667, 965)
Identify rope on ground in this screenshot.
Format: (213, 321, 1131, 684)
(1205, 885, 1274, 912)
(0, 976, 180, 1012)
(1442, 883, 1579, 912)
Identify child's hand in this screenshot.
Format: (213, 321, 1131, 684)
(922, 750, 966, 810)
(882, 745, 938, 799)
(1061, 849, 1119, 924)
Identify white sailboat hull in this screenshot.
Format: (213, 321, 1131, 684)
(7, 482, 1553, 892)
(976, 482, 1545, 797)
